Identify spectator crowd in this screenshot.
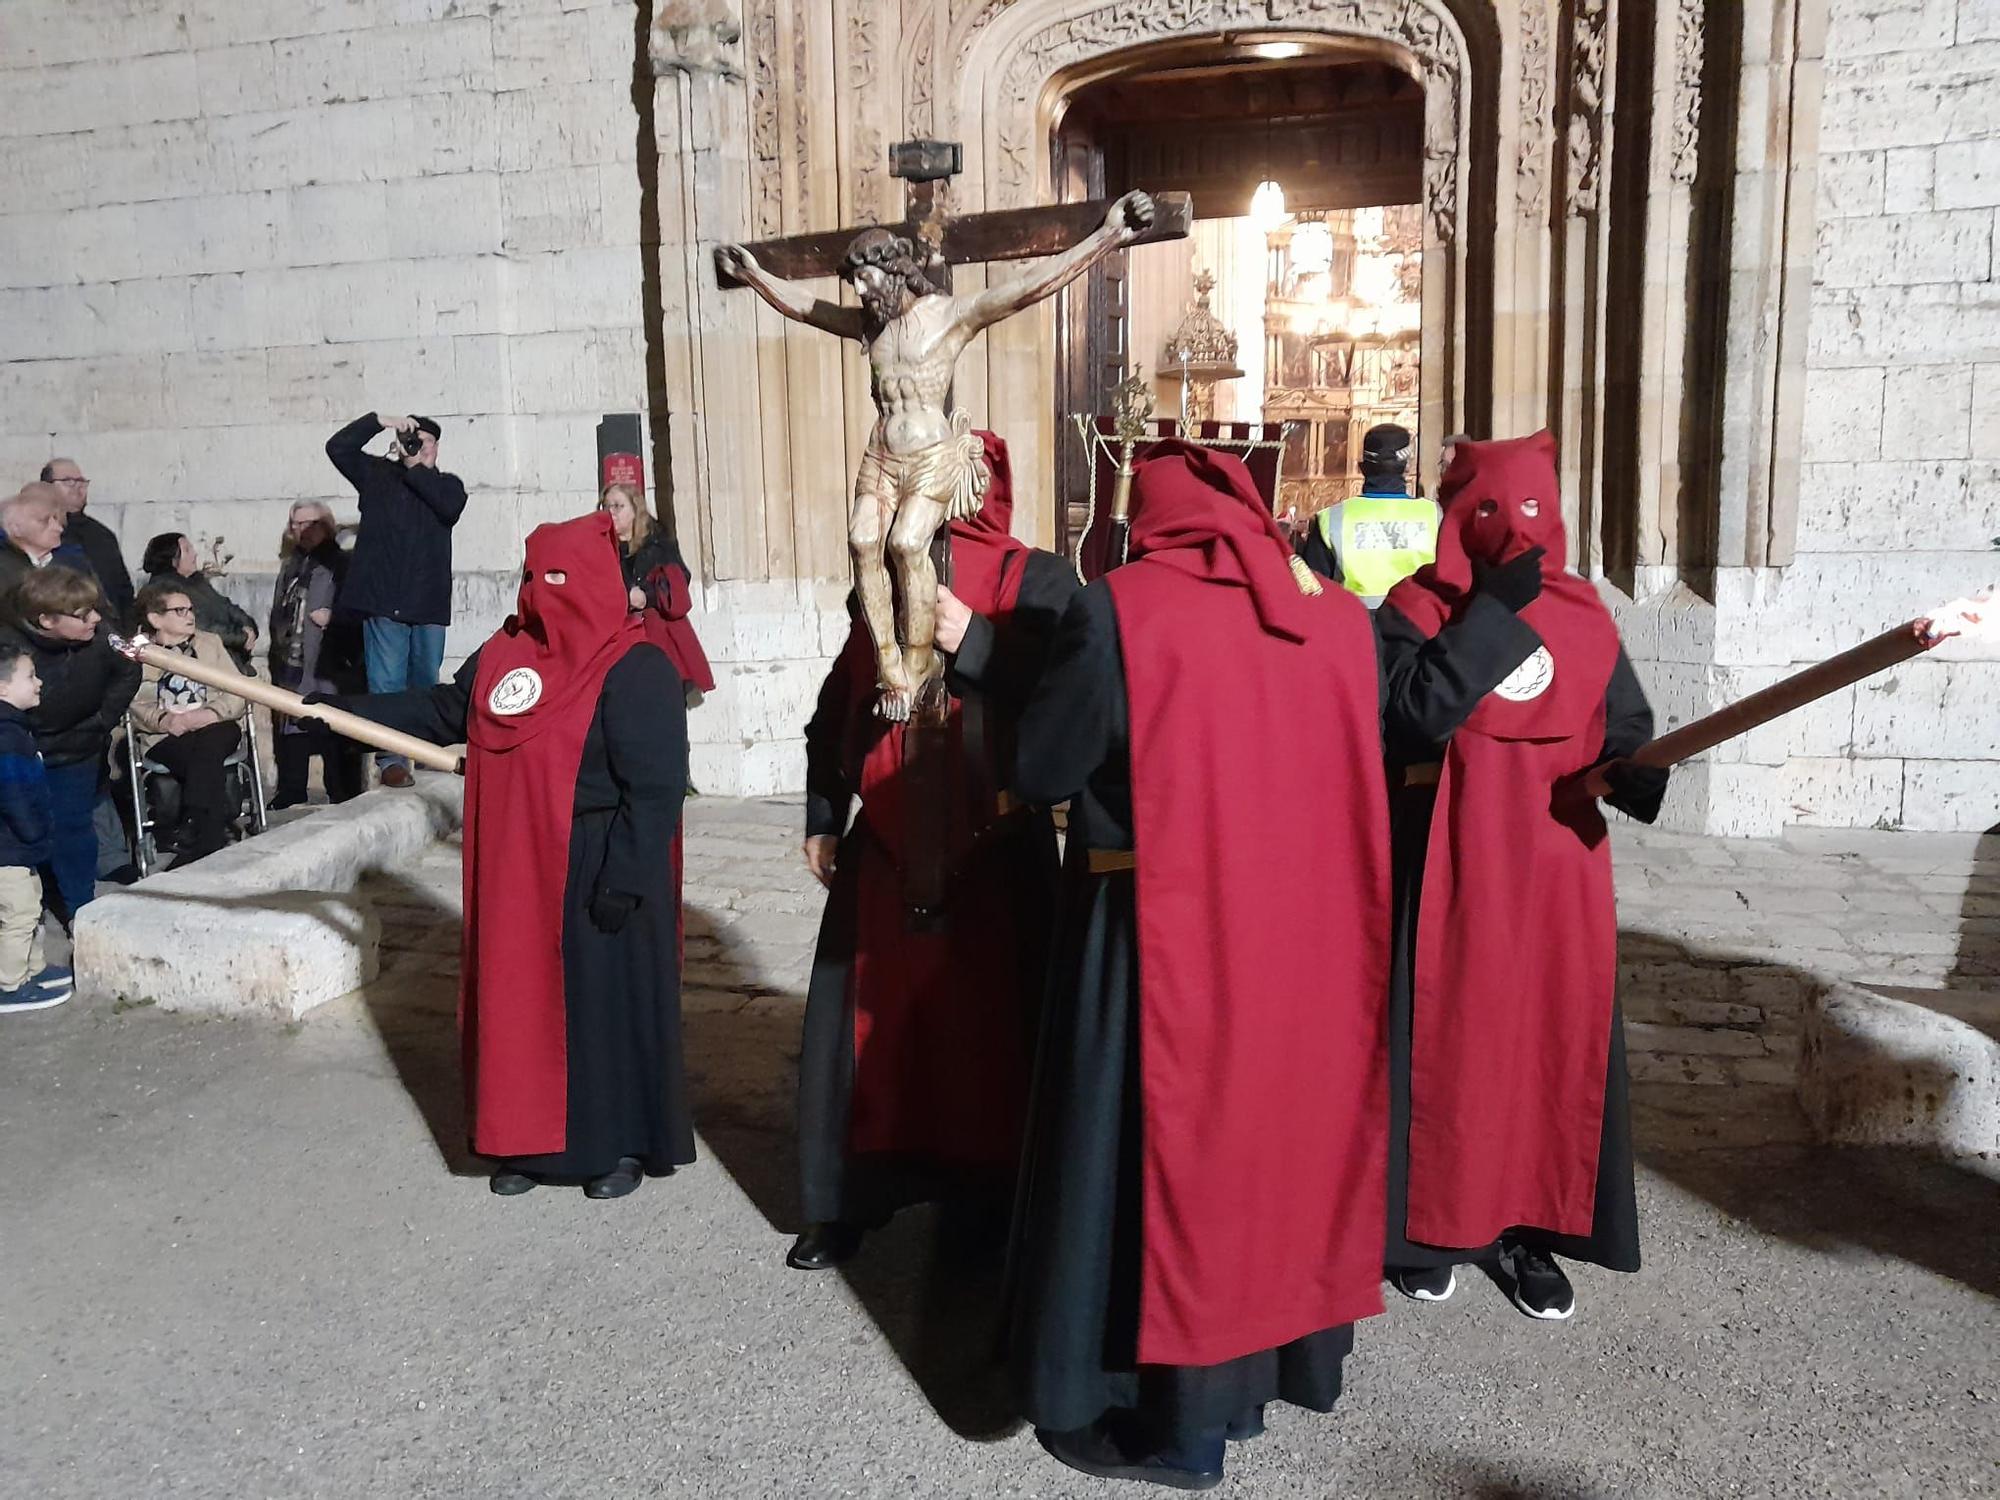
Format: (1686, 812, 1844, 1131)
(0, 412, 705, 1016)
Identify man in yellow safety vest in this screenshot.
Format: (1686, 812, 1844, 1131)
(1297, 424, 1442, 608)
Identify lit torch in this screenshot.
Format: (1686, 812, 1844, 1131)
(110, 635, 465, 776)
(1621, 590, 1994, 773)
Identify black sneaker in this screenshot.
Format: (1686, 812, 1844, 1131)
(1501, 1243, 1576, 1320)
(1389, 1264, 1457, 1302)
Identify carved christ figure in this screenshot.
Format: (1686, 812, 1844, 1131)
(719, 189, 1157, 720)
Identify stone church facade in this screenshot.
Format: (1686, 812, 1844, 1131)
(1, 0, 1994, 832)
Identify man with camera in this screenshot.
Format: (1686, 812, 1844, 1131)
(325, 412, 467, 788)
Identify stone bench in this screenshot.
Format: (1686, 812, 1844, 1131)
(1798, 982, 2000, 1166)
(73, 773, 464, 1021)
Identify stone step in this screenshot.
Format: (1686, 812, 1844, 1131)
(74, 774, 465, 1021)
(1798, 982, 2000, 1165)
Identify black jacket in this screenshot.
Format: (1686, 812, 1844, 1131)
(0, 704, 52, 868)
(0, 624, 142, 768)
(326, 414, 468, 626)
(63, 511, 134, 621)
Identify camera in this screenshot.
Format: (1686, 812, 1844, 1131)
(398, 427, 425, 456)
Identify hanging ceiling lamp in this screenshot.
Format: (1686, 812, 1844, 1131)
(1249, 91, 1286, 232)
(1250, 177, 1288, 231)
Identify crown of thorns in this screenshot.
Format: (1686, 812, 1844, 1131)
(841, 228, 938, 297)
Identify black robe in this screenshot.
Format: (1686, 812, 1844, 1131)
(1005, 584, 1355, 1440)
(339, 646, 693, 1179)
(1377, 594, 1661, 1272)
(796, 550, 1074, 1226)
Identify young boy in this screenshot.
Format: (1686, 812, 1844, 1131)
(0, 644, 73, 1013)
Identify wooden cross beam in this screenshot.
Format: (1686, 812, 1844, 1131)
(713, 137, 1191, 287)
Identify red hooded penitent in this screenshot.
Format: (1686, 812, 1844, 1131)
(1104, 440, 1391, 1368)
(1383, 431, 1624, 1248)
(460, 512, 646, 1157)
(831, 431, 1038, 1169)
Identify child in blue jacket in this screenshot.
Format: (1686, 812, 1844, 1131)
(0, 643, 72, 1012)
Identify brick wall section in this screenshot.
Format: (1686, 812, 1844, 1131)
(1768, 0, 2000, 833)
(0, 1, 837, 796)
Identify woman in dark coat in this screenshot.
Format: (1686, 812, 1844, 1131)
(599, 482, 714, 702)
(1376, 431, 1668, 1321)
(141, 532, 257, 672)
(266, 502, 363, 807)
(330, 513, 692, 1199)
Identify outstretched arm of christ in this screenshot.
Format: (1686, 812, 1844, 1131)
(715, 245, 865, 340)
(962, 191, 1156, 334)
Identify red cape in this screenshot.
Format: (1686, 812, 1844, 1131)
(1106, 441, 1390, 1368)
(834, 432, 1038, 1168)
(460, 512, 645, 1158)
(639, 559, 716, 695)
(1384, 432, 1623, 1246)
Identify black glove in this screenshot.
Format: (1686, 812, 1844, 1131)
(300, 691, 335, 707)
(1474, 546, 1546, 612)
(589, 890, 640, 934)
(1603, 759, 1670, 810)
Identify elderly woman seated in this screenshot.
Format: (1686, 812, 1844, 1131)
(141, 532, 258, 672)
(128, 583, 249, 864)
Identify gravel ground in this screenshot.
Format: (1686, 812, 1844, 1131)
(3, 798, 1995, 1498)
(5, 977, 1995, 1498)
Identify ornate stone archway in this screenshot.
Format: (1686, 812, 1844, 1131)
(921, 0, 1497, 532)
(649, 0, 1852, 832)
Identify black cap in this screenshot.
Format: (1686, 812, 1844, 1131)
(413, 416, 442, 440)
(1361, 423, 1412, 473)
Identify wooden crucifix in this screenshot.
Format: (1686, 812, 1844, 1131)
(716, 140, 1188, 922)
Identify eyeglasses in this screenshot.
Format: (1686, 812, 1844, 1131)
(156, 605, 195, 616)
(57, 610, 101, 623)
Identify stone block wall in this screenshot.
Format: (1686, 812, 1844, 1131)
(0, 0, 838, 794)
(1758, 0, 2000, 834)
(1624, 0, 2000, 838)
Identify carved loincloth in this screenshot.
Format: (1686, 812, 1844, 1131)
(861, 410, 989, 522)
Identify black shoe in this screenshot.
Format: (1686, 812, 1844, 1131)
(380, 765, 415, 789)
(584, 1156, 645, 1200)
(1389, 1263, 1458, 1302)
(489, 1167, 538, 1196)
(1500, 1242, 1576, 1321)
(1035, 1421, 1223, 1491)
(267, 793, 306, 811)
(786, 1221, 865, 1270)
(1224, 1405, 1266, 1442)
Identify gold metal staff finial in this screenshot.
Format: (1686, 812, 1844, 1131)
(1107, 366, 1152, 566)
(1110, 366, 1152, 443)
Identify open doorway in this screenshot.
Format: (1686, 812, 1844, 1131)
(1052, 47, 1426, 555)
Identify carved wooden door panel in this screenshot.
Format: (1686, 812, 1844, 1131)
(1053, 122, 1128, 562)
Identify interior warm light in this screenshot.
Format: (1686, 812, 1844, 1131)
(1251, 41, 1307, 59)
(1250, 178, 1288, 232)
(1289, 219, 1334, 274)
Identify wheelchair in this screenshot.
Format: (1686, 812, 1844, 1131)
(120, 709, 270, 877)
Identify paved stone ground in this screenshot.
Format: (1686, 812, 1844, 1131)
(3, 798, 1996, 1498)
